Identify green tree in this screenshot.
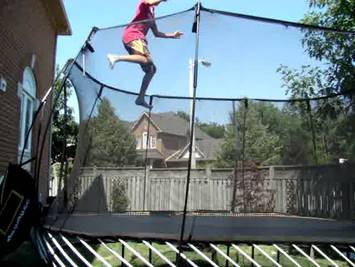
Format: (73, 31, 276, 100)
(277, 0, 355, 162)
(176, 111, 190, 121)
(216, 101, 282, 167)
(198, 122, 225, 139)
(86, 97, 138, 167)
(52, 68, 78, 162)
(279, 104, 317, 164)
(216, 101, 324, 167)
(302, 0, 354, 97)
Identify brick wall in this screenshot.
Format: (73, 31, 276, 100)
(0, 0, 58, 199)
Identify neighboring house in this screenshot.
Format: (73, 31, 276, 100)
(131, 112, 223, 168)
(0, 1, 71, 199)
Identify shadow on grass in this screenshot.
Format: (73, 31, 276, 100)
(0, 241, 46, 267)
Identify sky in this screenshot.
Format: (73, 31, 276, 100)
(57, 0, 310, 68)
(56, 0, 314, 123)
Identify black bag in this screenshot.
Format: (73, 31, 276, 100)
(0, 163, 39, 256)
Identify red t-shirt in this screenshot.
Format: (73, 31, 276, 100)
(123, 0, 155, 44)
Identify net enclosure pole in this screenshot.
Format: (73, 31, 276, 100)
(34, 27, 96, 210)
(178, 1, 202, 265)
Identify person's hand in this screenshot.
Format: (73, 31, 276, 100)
(173, 31, 184, 39)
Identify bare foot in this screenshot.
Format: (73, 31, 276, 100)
(135, 97, 152, 109)
(107, 54, 115, 69)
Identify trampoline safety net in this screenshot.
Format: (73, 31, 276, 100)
(46, 5, 355, 242)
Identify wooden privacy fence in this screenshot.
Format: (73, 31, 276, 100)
(74, 164, 355, 219)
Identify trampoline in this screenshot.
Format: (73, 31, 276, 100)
(40, 2, 355, 248)
(2, 1, 355, 266)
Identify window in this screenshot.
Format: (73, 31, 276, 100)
(136, 137, 141, 149)
(18, 67, 37, 167)
(141, 132, 156, 149)
(19, 94, 34, 151)
(150, 136, 156, 149)
(142, 132, 148, 149)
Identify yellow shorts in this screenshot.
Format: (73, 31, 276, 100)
(124, 39, 150, 57)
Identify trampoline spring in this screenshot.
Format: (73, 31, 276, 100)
(121, 244, 125, 267)
(148, 241, 152, 263)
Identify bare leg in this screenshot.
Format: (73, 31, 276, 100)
(107, 52, 156, 109)
(135, 64, 156, 109)
(107, 54, 150, 69)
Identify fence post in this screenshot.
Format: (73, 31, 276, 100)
(209, 168, 213, 210)
(269, 166, 274, 179)
(93, 166, 97, 179)
(143, 166, 150, 211)
(270, 166, 280, 213)
(206, 167, 212, 210)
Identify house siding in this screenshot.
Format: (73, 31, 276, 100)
(0, 0, 57, 199)
(132, 116, 159, 149)
(132, 115, 189, 159)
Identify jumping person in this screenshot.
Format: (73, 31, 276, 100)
(107, 0, 183, 109)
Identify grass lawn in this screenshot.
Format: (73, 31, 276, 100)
(0, 241, 46, 267)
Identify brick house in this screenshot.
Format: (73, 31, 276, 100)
(131, 112, 223, 168)
(0, 0, 71, 199)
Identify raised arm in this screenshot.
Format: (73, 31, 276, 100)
(143, 0, 167, 6)
(151, 22, 183, 39)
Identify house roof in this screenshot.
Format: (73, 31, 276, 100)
(149, 112, 211, 139)
(41, 0, 72, 35)
(166, 138, 224, 162)
(196, 138, 224, 159)
(137, 149, 164, 160)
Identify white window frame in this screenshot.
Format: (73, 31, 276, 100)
(136, 136, 141, 149)
(150, 136, 156, 149)
(142, 132, 148, 149)
(141, 132, 157, 150)
(17, 67, 37, 166)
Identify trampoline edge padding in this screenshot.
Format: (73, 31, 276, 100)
(43, 214, 355, 244)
